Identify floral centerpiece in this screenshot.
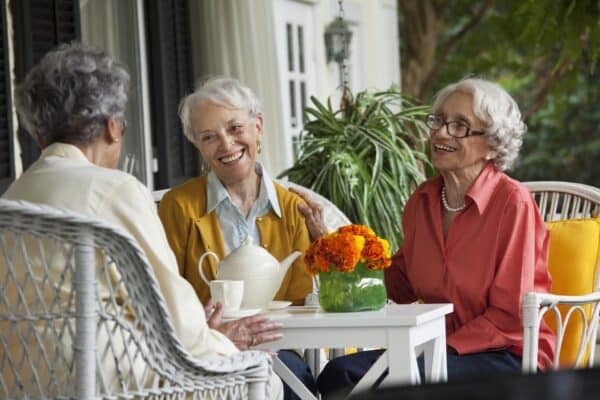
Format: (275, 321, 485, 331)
(304, 224, 392, 312)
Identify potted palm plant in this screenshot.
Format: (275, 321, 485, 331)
(279, 87, 430, 251)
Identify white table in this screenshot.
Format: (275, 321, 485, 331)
(256, 303, 453, 399)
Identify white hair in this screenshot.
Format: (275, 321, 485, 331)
(179, 77, 262, 142)
(432, 78, 527, 171)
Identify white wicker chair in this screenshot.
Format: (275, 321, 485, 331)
(522, 181, 600, 373)
(153, 188, 169, 204)
(0, 199, 271, 399)
(274, 180, 352, 231)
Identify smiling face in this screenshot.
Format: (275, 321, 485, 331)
(430, 91, 494, 177)
(190, 101, 263, 186)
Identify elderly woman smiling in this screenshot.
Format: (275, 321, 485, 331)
(159, 78, 312, 306)
(158, 77, 316, 399)
(316, 78, 555, 398)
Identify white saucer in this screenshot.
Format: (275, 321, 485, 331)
(268, 300, 292, 310)
(222, 308, 261, 319)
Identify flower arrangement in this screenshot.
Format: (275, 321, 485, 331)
(304, 224, 392, 312)
(304, 224, 392, 275)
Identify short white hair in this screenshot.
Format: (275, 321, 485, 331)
(179, 77, 262, 142)
(432, 78, 527, 171)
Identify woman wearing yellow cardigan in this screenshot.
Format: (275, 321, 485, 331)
(158, 77, 315, 400)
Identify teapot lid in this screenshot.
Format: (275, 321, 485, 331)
(218, 236, 279, 278)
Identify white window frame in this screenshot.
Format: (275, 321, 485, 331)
(274, 0, 318, 162)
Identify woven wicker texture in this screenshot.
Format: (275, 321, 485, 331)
(524, 181, 600, 221)
(0, 199, 271, 399)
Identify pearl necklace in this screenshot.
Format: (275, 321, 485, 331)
(441, 187, 466, 213)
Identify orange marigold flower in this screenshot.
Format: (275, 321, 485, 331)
(338, 224, 375, 239)
(314, 254, 331, 272)
(366, 257, 392, 270)
(361, 237, 384, 260)
(304, 224, 391, 275)
(380, 238, 391, 258)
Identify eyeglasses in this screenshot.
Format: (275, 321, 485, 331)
(425, 114, 485, 138)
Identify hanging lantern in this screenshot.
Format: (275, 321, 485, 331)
(324, 18, 352, 65)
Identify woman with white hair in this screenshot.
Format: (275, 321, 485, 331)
(158, 77, 316, 399)
(316, 78, 555, 398)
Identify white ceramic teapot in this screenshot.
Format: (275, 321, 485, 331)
(198, 237, 302, 309)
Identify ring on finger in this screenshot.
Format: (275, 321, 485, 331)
(251, 334, 257, 347)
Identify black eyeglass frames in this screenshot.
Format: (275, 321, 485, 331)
(425, 114, 485, 138)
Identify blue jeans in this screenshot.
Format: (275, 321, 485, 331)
(316, 349, 522, 399)
(278, 350, 317, 400)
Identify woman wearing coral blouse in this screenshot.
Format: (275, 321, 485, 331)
(316, 78, 555, 398)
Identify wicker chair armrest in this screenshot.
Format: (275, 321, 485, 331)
(181, 350, 272, 375)
(522, 291, 600, 373)
(527, 292, 600, 307)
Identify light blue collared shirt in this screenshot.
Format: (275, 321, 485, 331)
(206, 163, 282, 254)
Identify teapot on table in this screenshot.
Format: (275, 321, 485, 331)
(198, 237, 302, 309)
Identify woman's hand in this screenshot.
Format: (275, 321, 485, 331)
(289, 187, 328, 241)
(206, 302, 283, 350)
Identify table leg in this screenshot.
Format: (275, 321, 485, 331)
(348, 350, 389, 397)
(330, 348, 345, 358)
(441, 344, 448, 381)
(422, 337, 444, 382)
(273, 356, 317, 400)
(304, 349, 321, 380)
(383, 328, 419, 386)
(422, 319, 447, 383)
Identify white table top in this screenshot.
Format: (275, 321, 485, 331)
(264, 303, 453, 328)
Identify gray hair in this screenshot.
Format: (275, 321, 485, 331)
(179, 77, 262, 142)
(15, 42, 130, 146)
(432, 78, 527, 171)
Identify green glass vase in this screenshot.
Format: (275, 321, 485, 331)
(318, 262, 387, 312)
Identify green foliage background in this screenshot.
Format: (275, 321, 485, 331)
(419, 0, 599, 186)
(280, 90, 430, 250)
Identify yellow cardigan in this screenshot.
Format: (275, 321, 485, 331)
(158, 175, 313, 305)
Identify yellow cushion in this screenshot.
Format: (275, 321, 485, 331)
(544, 217, 600, 367)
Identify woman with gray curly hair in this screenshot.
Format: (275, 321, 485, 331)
(317, 78, 555, 398)
(3, 43, 283, 398)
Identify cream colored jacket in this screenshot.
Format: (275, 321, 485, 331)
(3, 143, 238, 357)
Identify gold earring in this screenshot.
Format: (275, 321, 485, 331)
(201, 160, 210, 174)
(257, 142, 262, 154)
(113, 138, 120, 143)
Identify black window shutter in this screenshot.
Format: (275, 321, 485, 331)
(145, 0, 199, 190)
(11, 0, 81, 170)
(0, 0, 14, 193)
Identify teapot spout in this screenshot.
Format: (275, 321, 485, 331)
(277, 250, 303, 283)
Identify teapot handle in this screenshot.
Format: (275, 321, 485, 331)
(198, 251, 219, 286)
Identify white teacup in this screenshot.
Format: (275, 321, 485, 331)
(209, 280, 244, 312)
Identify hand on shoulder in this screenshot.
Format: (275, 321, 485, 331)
(288, 187, 329, 241)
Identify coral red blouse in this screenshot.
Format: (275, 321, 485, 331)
(384, 162, 555, 370)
